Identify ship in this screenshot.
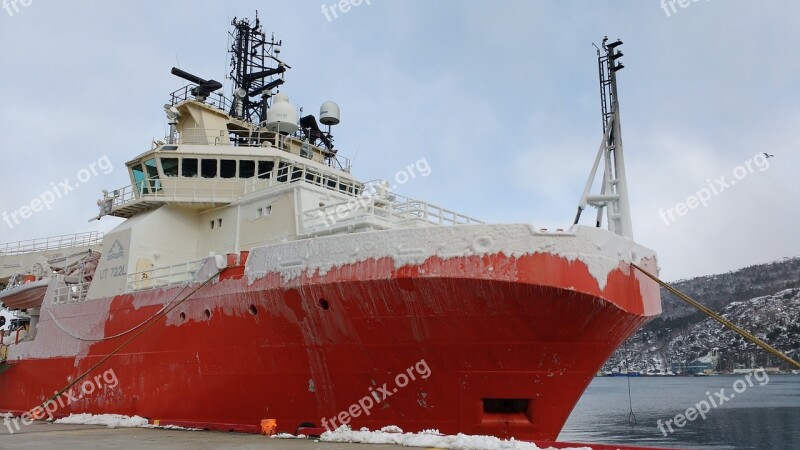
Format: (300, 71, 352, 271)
(0, 19, 660, 443)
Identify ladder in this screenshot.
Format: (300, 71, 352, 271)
(574, 37, 634, 239)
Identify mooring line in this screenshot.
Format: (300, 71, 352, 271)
(631, 263, 800, 369)
(623, 340, 637, 427)
(46, 281, 194, 342)
(31, 269, 223, 416)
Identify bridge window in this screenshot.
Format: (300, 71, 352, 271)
(258, 160, 274, 179)
(144, 159, 159, 179)
(161, 158, 179, 177)
(306, 169, 320, 183)
(276, 162, 289, 182)
(339, 181, 354, 194)
(182, 158, 198, 178)
(132, 165, 146, 194)
(220, 159, 237, 179)
(239, 160, 255, 178)
(292, 166, 303, 181)
(324, 175, 337, 189)
(201, 159, 217, 178)
(144, 159, 161, 193)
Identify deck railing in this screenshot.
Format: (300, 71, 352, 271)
(168, 85, 235, 116)
(52, 280, 92, 305)
(0, 232, 104, 256)
(164, 127, 352, 172)
(125, 258, 205, 292)
(106, 178, 247, 210)
(106, 158, 362, 213)
(302, 181, 483, 233)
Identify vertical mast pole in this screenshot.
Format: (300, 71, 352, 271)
(575, 37, 633, 239)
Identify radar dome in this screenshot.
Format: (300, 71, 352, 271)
(320, 101, 340, 126)
(266, 93, 299, 134)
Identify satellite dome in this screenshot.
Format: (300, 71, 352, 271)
(265, 93, 299, 134)
(320, 101, 340, 126)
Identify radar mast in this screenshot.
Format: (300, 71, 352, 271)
(574, 37, 633, 239)
(228, 14, 288, 124)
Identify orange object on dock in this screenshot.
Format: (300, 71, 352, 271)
(260, 419, 277, 435)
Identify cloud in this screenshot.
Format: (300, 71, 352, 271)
(0, 0, 797, 281)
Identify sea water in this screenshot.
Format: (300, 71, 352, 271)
(559, 374, 800, 449)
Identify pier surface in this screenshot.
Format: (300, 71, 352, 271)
(0, 422, 407, 449)
(0, 420, 664, 449)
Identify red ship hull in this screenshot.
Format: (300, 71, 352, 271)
(0, 231, 660, 442)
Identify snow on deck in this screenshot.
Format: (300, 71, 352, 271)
(246, 224, 655, 291)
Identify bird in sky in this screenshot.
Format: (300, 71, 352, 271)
(763, 152, 775, 158)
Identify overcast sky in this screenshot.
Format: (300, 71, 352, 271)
(1, 0, 798, 281)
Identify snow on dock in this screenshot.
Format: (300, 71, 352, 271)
(2, 413, 599, 449)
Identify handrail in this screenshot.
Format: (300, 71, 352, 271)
(171, 128, 352, 171)
(243, 161, 361, 196)
(126, 258, 205, 292)
(158, 119, 353, 172)
(106, 158, 363, 213)
(301, 183, 483, 232)
(169, 85, 234, 115)
(107, 178, 247, 209)
(0, 232, 104, 256)
(52, 280, 92, 305)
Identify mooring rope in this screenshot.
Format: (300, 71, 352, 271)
(624, 340, 637, 427)
(45, 280, 194, 342)
(631, 263, 800, 369)
(33, 269, 223, 413)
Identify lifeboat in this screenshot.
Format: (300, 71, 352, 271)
(0, 276, 50, 310)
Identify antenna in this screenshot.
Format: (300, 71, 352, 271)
(170, 68, 223, 102)
(574, 37, 634, 239)
(227, 14, 288, 123)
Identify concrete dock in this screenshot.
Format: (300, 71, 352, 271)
(0, 422, 411, 450)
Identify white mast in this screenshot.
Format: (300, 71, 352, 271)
(574, 37, 633, 239)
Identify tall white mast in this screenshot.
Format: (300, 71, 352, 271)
(574, 37, 633, 239)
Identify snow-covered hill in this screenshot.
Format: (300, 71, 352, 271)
(604, 280, 800, 372)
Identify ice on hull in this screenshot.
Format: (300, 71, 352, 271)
(0, 225, 658, 441)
